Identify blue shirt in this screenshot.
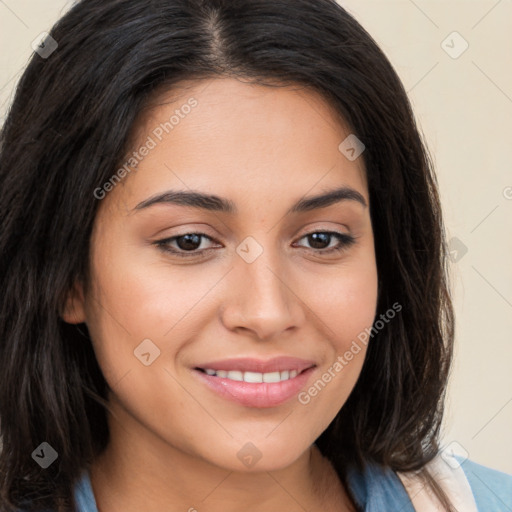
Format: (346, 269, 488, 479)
(19, 457, 512, 511)
(345, 457, 512, 511)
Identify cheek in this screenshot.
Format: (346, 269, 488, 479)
(294, 256, 378, 421)
(83, 260, 207, 446)
(83, 245, 223, 390)
(302, 255, 379, 352)
(86, 238, 202, 336)
(324, 271, 377, 346)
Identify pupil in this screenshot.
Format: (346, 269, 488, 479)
(177, 234, 201, 251)
(309, 233, 329, 249)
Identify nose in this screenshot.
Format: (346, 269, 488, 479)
(219, 246, 305, 341)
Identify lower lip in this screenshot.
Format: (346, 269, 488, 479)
(193, 367, 316, 408)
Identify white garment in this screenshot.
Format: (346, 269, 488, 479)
(397, 452, 478, 512)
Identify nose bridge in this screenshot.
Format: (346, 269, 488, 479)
(221, 235, 303, 339)
(244, 252, 284, 301)
(238, 238, 289, 311)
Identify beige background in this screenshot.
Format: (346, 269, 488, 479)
(1, 0, 511, 474)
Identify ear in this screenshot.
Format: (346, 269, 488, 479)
(60, 280, 86, 324)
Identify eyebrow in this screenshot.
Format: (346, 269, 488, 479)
(133, 186, 367, 215)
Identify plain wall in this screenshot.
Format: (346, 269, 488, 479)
(1, 0, 511, 474)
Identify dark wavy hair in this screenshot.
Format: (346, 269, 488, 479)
(0, 0, 455, 510)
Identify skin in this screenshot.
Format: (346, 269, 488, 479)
(63, 77, 378, 512)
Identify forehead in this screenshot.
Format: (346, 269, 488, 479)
(110, 77, 368, 212)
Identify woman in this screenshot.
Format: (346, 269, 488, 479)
(0, 0, 510, 511)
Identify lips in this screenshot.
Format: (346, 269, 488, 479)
(193, 356, 317, 408)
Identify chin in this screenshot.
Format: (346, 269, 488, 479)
(205, 437, 313, 473)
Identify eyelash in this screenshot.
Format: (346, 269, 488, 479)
(154, 230, 357, 259)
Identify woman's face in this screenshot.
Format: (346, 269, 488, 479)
(66, 77, 378, 472)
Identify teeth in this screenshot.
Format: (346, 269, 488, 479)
(202, 368, 301, 382)
(263, 371, 281, 383)
(227, 370, 243, 381)
(244, 371, 263, 383)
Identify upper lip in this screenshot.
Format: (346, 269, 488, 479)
(195, 356, 316, 374)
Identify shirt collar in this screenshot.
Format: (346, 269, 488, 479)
(345, 460, 415, 511)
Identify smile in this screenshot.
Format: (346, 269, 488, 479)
(193, 357, 317, 408)
(198, 368, 300, 382)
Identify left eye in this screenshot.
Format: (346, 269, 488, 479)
(154, 231, 356, 258)
(294, 231, 356, 253)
